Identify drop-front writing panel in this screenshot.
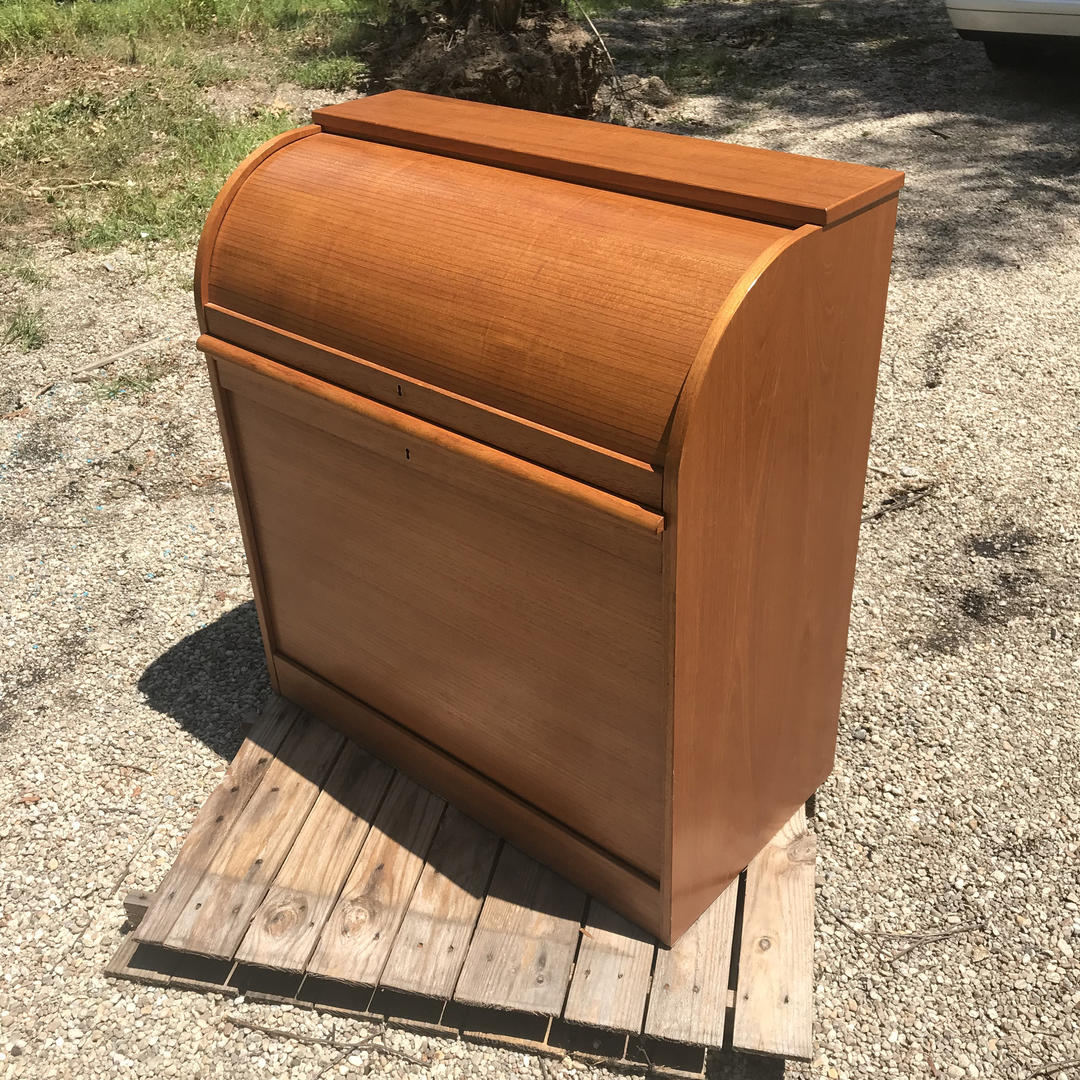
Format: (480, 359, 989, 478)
(215, 352, 667, 879)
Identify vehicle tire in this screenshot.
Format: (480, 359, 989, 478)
(983, 35, 1040, 66)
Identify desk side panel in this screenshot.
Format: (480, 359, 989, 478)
(664, 199, 898, 940)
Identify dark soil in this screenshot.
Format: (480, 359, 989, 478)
(367, 9, 607, 117)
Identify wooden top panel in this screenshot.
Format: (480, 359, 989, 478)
(205, 131, 786, 466)
(313, 91, 904, 227)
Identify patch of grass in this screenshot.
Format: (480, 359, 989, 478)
(577, 0, 670, 15)
(0, 81, 294, 248)
(93, 360, 170, 398)
(658, 44, 736, 94)
(0, 239, 47, 286)
(0, 0, 375, 58)
(3, 303, 46, 350)
(284, 54, 365, 90)
(188, 54, 243, 86)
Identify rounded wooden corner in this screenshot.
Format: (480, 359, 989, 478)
(661, 222, 820, 490)
(194, 123, 322, 334)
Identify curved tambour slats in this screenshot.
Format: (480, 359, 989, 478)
(194, 124, 319, 335)
(203, 131, 789, 467)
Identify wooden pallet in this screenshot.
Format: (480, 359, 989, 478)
(107, 699, 816, 1075)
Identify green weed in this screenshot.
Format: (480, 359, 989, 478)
(188, 54, 243, 85)
(0, 0, 375, 58)
(3, 303, 46, 350)
(0, 240, 47, 286)
(93, 361, 170, 398)
(0, 82, 294, 248)
(284, 54, 365, 90)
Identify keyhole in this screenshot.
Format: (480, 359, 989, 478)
(404, 448, 411, 461)
(396, 384, 403, 396)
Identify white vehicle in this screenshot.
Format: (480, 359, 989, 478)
(945, 0, 1080, 63)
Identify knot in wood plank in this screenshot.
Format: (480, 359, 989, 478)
(786, 834, 816, 865)
(263, 896, 306, 937)
(340, 896, 381, 936)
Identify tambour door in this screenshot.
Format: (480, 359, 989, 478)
(213, 348, 668, 880)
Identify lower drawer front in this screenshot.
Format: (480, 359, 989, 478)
(217, 350, 667, 879)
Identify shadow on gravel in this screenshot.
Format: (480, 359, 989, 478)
(598, 0, 1080, 275)
(138, 601, 271, 759)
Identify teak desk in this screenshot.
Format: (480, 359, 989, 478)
(195, 91, 903, 945)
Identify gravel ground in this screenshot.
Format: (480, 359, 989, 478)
(1, 1, 1078, 1077)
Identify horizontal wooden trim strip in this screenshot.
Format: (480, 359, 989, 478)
(275, 655, 665, 937)
(203, 336, 665, 547)
(313, 92, 904, 228)
(203, 304, 663, 510)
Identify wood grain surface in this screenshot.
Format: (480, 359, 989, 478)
(208, 340, 664, 544)
(202, 303, 663, 509)
(381, 807, 501, 999)
(643, 876, 739, 1047)
(454, 844, 587, 1014)
(234, 742, 394, 971)
(194, 124, 318, 334)
(274, 658, 664, 937)
(732, 808, 816, 1060)
(313, 91, 903, 227)
(307, 773, 445, 986)
(163, 713, 345, 958)
(213, 346, 667, 878)
(563, 900, 654, 1032)
(206, 130, 787, 466)
(662, 198, 899, 941)
(136, 698, 297, 946)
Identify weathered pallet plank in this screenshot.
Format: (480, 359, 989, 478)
(644, 876, 739, 1047)
(307, 772, 445, 986)
(381, 806, 500, 1000)
(105, 934, 157, 984)
(454, 844, 587, 1015)
(122, 702, 816, 1067)
(124, 890, 153, 929)
(563, 899, 655, 1033)
(136, 698, 298, 946)
(732, 809, 816, 1061)
(235, 742, 395, 971)
(163, 713, 346, 958)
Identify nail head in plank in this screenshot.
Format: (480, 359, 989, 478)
(563, 900, 655, 1033)
(644, 876, 739, 1047)
(163, 712, 346, 958)
(454, 844, 587, 1015)
(136, 698, 298, 945)
(381, 806, 500, 999)
(732, 808, 816, 1061)
(235, 742, 395, 971)
(307, 772, 445, 986)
